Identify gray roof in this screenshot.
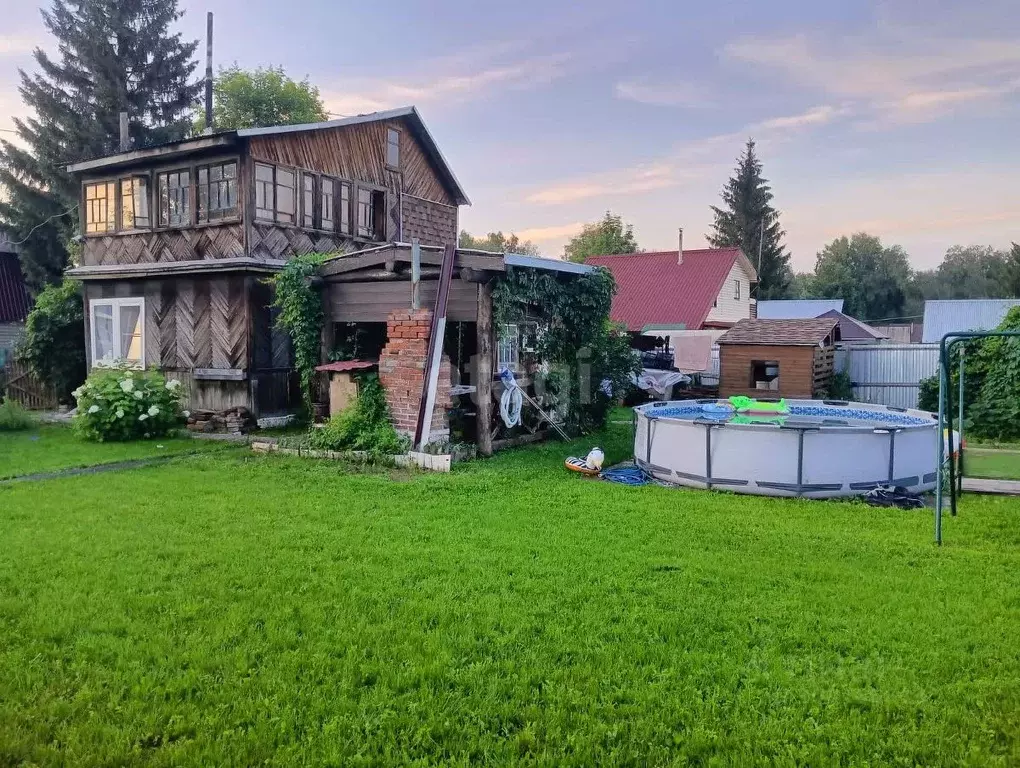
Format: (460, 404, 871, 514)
(756, 299, 844, 319)
(67, 106, 470, 206)
(817, 309, 888, 341)
(922, 299, 1020, 344)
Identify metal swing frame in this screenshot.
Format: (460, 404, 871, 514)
(935, 330, 1020, 545)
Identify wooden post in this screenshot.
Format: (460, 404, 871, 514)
(476, 280, 494, 456)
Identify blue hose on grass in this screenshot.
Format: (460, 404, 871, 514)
(599, 465, 650, 486)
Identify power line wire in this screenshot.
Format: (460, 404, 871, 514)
(6, 203, 79, 246)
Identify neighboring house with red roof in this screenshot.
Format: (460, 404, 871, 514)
(586, 246, 758, 339)
(0, 238, 32, 367)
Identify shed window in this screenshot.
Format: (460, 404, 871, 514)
(255, 163, 274, 220)
(750, 360, 780, 391)
(734, 280, 740, 300)
(196, 161, 237, 222)
(498, 324, 519, 372)
(339, 182, 351, 235)
(386, 128, 400, 168)
(119, 176, 150, 230)
(84, 181, 116, 233)
(301, 173, 316, 228)
(320, 178, 334, 231)
(90, 297, 144, 367)
(157, 170, 191, 227)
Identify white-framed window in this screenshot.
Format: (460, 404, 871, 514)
(734, 279, 741, 300)
(497, 323, 519, 372)
(91, 297, 145, 368)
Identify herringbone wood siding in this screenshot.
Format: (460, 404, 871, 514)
(82, 224, 245, 267)
(85, 277, 250, 376)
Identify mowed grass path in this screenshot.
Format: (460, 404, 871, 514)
(1, 426, 1019, 765)
(0, 424, 230, 480)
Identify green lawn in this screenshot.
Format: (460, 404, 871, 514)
(2, 425, 1020, 765)
(964, 448, 1020, 480)
(0, 424, 232, 480)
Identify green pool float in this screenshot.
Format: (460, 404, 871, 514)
(728, 395, 789, 415)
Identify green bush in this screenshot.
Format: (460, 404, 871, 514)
(0, 399, 36, 431)
(18, 279, 87, 403)
(824, 370, 853, 401)
(72, 366, 184, 442)
(308, 375, 408, 455)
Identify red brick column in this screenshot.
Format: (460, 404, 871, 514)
(378, 308, 451, 440)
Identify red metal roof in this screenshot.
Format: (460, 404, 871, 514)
(0, 252, 30, 324)
(586, 248, 744, 332)
(314, 359, 377, 373)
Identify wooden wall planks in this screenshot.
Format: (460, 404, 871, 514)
(247, 119, 455, 205)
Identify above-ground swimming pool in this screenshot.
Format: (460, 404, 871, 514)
(633, 399, 940, 498)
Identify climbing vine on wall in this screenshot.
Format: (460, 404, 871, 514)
(268, 253, 328, 410)
(492, 266, 638, 433)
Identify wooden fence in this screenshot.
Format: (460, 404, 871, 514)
(1, 360, 59, 410)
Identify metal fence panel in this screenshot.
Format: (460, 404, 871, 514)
(837, 343, 939, 409)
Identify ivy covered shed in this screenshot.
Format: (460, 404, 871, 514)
(318, 243, 620, 454)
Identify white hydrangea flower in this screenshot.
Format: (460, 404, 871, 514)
(182, 410, 190, 418)
(87, 404, 100, 414)
(120, 379, 134, 393)
(134, 390, 144, 400)
(72, 386, 85, 399)
(138, 413, 148, 421)
(115, 409, 124, 419)
(165, 379, 181, 390)
(147, 405, 160, 417)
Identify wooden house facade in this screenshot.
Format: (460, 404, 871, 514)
(66, 107, 468, 415)
(717, 318, 841, 399)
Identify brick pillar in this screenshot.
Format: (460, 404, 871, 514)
(378, 308, 451, 441)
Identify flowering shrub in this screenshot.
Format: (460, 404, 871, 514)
(72, 366, 184, 442)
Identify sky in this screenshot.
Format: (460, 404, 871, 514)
(0, 0, 1018, 270)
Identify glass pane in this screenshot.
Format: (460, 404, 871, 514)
(256, 164, 273, 181)
(121, 179, 135, 229)
(119, 304, 143, 363)
(133, 177, 149, 227)
(386, 129, 399, 166)
(93, 304, 115, 362)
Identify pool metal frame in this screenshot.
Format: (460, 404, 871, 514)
(634, 399, 938, 499)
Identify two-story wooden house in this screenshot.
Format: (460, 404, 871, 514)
(67, 106, 469, 415)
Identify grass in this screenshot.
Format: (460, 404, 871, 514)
(0, 424, 233, 480)
(1, 425, 1020, 765)
(964, 448, 1020, 480)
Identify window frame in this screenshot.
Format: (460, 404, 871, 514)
(89, 296, 146, 369)
(497, 323, 520, 373)
(301, 172, 317, 229)
(749, 359, 780, 390)
(195, 160, 239, 224)
(355, 184, 386, 241)
(385, 127, 401, 169)
(319, 176, 335, 232)
(83, 179, 117, 234)
(155, 167, 193, 229)
(118, 174, 152, 231)
(734, 279, 741, 300)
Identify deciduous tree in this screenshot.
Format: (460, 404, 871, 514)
(812, 233, 911, 321)
(193, 66, 327, 132)
(564, 211, 639, 263)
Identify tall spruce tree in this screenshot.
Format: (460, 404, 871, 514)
(0, 0, 201, 291)
(708, 139, 791, 299)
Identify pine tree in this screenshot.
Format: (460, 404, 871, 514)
(0, 0, 201, 291)
(708, 139, 791, 299)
